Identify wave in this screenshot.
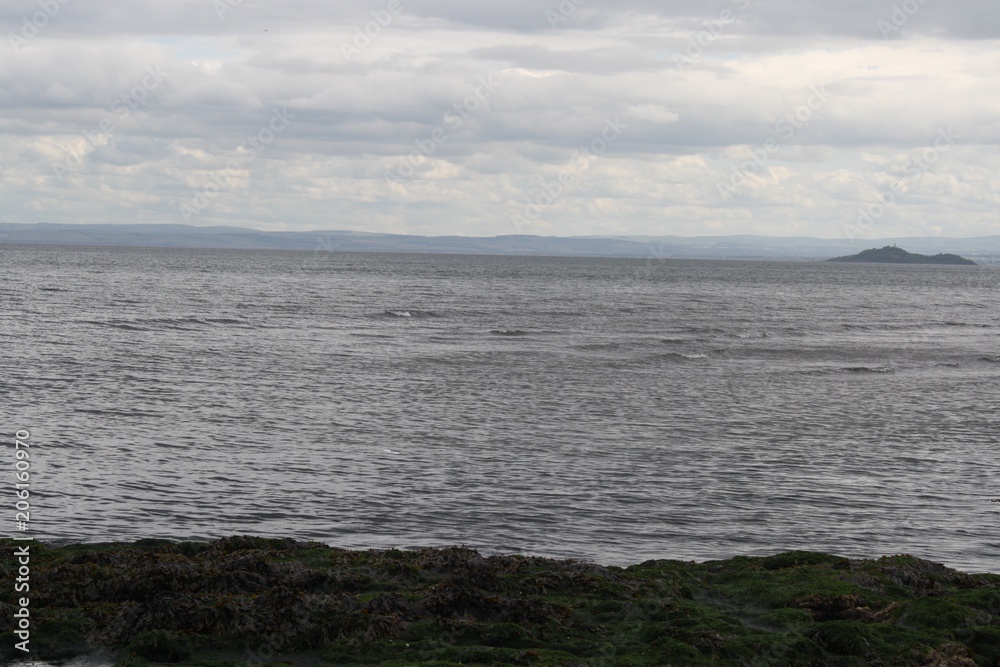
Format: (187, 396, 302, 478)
(80, 316, 252, 331)
(148, 317, 210, 328)
(843, 321, 991, 332)
(490, 329, 528, 336)
(842, 323, 916, 332)
(656, 352, 709, 361)
(841, 365, 896, 373)
(74, 408, 164, 417)
(203, 317, 246, 325)
(575, 338, 684, 352)
(661, 329, 789, 345)
(374, 309, 439, 319)
(81, 320, 149, 331)
(575, 341, 629, 351)
(683, 327, 729, 336)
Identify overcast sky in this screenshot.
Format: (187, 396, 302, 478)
(2, 0, 999, 238)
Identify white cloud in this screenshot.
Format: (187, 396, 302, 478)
(626, 104, 679, 124)
(1, 1, 999, 237)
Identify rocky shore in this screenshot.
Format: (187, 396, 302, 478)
(2, 536, 998, 666)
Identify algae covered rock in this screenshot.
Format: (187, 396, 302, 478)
(1, 537, 998, 666)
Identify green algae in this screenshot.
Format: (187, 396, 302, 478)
(1, 537, 998, 666)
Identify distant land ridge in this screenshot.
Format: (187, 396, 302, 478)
(827, 245, 975, 265)
(1, 223, 999, 262)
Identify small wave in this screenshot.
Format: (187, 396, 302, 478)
(490, 329, 528, 336)
(376, 309, 439, 319)
(736, 331, 767, 339)
(82, 317, 249, 331)
(82, 320, 148, 332)
(842, 365, 896, 373)
(139, 317, 209, 330)
(685, 327, 729, 335)
(576, 342, 625, 351)
(978, 356, 1000, 364)
(74, 408, 164, 417)
(844, 321, 990, 332)
(349, 332, 395, 339)
(841, 323, 916, 332)
(656, 352, 709, 362)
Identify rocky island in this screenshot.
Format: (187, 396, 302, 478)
(827, 246, 976, 265)
(2, 536, 999, 666)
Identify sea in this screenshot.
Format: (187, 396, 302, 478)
(2, 244, 998, 574)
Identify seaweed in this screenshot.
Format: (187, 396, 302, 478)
(1, 537, 997, 666)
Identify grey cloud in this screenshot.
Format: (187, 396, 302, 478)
(2, 0, 999, 237)
(3, 0, 994, 40)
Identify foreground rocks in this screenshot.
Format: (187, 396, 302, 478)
(2, 536, 998, 666)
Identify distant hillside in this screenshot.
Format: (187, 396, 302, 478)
(827, 246, 975, 265)
(0, 223, 652, 257)
(1, 223, 999, 262)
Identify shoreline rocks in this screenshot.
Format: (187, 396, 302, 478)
(2, 536, 998, 666)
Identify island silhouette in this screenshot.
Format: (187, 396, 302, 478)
(827, 245, 975, 265)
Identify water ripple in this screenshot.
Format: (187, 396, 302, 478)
(3, 246, 998, 573)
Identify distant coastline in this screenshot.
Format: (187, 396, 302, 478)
(827, 245, 976, 265)
(2, 223, 999, 262)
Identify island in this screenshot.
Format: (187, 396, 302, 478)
(2, 536, 998, 666)
(827, 245, 975, 265)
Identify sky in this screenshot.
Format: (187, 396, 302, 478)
(2, 0, 999, 239)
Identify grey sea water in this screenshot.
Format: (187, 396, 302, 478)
(2, 245, 998, 572)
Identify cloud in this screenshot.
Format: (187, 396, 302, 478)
(1, 0, 998, 238)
